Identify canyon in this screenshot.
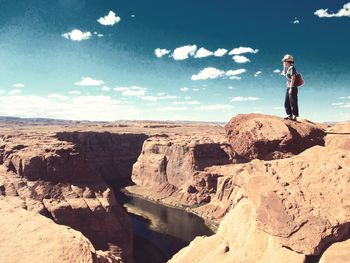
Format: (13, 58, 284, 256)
(0, 114, 349, 263)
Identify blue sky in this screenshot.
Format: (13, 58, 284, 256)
(0, 0, 349, 122)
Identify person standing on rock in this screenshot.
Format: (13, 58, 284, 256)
(282, 54, 299, 121)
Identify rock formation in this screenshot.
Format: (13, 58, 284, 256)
(0, 132, 133, 262)
(225, 113, 325, 160)
(169, 199, 305, 263)
(0, 199, 122, 263)
(131, 135, 236, 207)
(1, 115, 350, 262)
(168, 116, 350, 261)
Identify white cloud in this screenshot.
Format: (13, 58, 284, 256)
(228, 86, 234, 89)
(232, 55, 250, 63)
(114, 86, 146, 97)
(172, 45, 197, 60)
(0, 95, 140, 121)
(314, 3, 350, 18)
(157, 92, 166, 96)
(184, 96, 191, 100)
(194, 104, 233, 110)
(101, 86, 110, 92)
(131, 15, 135, 18)
(47, 94, 69, 101)
(292, 18, 300, 24)
(214, 48, 228, 57)
(194, 47, 213, 58)
(273, 69, 281, 73)
(231, 96, 260, 102)
(13, 83, 25, 88)
(228, 47, 259, 55)
(75, 77, 105, 86)
(9, 89, 21, 95)
(68, 90, 81, 95)
(97, 11, 121, 26)
(225, 68, 247, 77)
(193, 88, 200, 91)
(156, 106, 188, 112)
(155, 48, 171, 58)
(62, 29, 92, 41)
(333, 102, 350, 108)
(191, 67, 225, 80)
(180, 87, 189, 92)
(0, 90, 5, 94)
(254, 71, 262, 77)
(97, 34, 104, 37)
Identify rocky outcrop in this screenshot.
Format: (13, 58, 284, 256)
(231, 145, 350, 255)
(0, 199, 122, 263)
(131, 135, 236, 206)
(162, 116, 350, 262)
(171, 131, 350, 260)
(0, 133, 133, 262)
(169, 199, 305, 263)
(225, 114, 325, 160)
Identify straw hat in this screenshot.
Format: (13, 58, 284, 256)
(282, 54, 294, 62)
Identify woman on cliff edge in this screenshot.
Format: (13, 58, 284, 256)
(282, 54, 299, 121)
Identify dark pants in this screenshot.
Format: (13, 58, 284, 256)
(284, 87, 299, 117)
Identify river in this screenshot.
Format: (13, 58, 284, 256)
(116, 191, 214, 263)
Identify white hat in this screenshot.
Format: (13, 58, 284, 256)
(282, 54, 294, 62)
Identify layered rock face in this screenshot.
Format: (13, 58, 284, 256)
(0, 133, 133, 262)
(131, 135, 236, 206)
(137, 115, 349, 262)
(0, 199, 122, 263)
(225, 113, 325, 160)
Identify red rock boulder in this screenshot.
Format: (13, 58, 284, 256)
(225, 114, 325, 160)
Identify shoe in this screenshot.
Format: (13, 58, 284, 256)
(284, 115, 292, 120)
(292, 116, 297, 121)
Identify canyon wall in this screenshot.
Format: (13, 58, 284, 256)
(0, 131, 135, 262)
(0, 199, 122, 263)
(56, 131, 148, 185)
(1, 116, 349, 262)
(129, 114, 350, 262)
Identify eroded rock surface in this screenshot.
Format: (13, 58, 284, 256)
(131, 135, 236, 207)
(169, 199, 305, 263)
(0, 199, 122, 263)
(225, 113, 325, 160)
(0, 133, 132, 262)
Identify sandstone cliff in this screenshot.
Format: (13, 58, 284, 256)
(168, 115, 350, 262)
(1, 115, 349, 262)
(131, 135, 236, 207)
(0, 199, 122, 263)
(0, 132, 133, 262)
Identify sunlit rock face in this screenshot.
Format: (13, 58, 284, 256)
(225, 113, 325, 160)
(0, 131, 133, 262)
